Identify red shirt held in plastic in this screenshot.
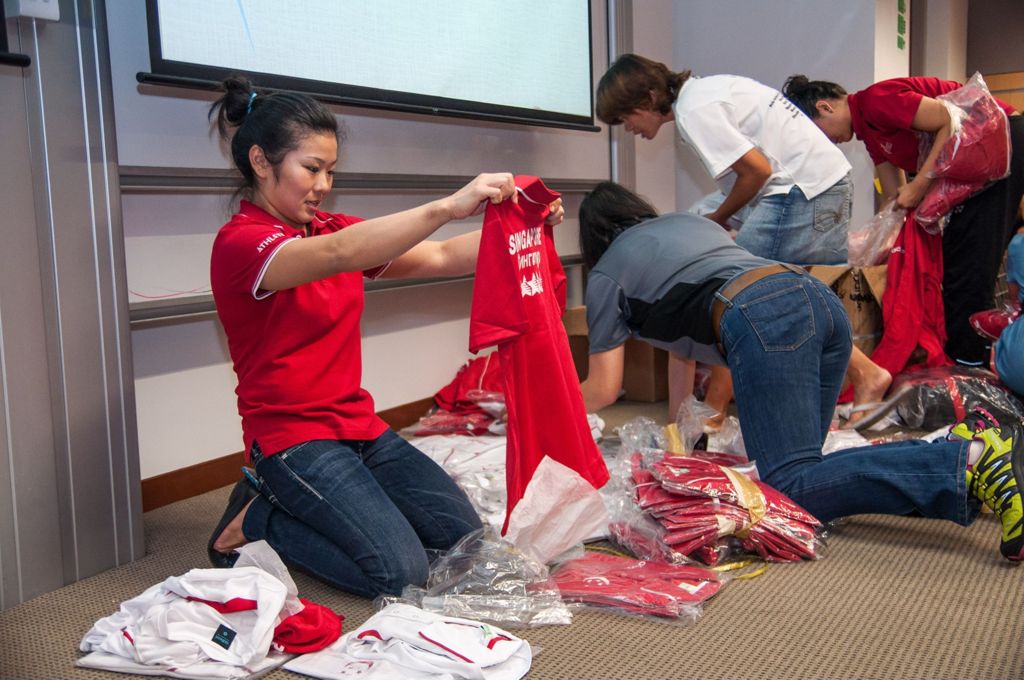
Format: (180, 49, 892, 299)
(847, 77, 1015, 172)
(211, 201, 388, 459)
(469, 176, 609, 534)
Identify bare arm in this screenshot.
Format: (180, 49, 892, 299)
(260, 173, 516, 291)
(894, 96, 953, 209)
(382, 198, 565, 280)
(383, 230, 483, 279)
(706, 148, 773, 227)
(875, 161, 906, 207)
(580, 346, 625, 413)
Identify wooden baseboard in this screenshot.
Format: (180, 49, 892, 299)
(141, 451, 246, 512)
(141, 396, 436, 512)
(377, 396, 436, 431)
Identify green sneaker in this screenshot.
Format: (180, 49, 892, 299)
(965, 419, 1024, 562)
(948, 406, 1001, 442)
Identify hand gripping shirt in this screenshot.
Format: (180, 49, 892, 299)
(468, 176, 609, 536)
(211, 201, 388, 457)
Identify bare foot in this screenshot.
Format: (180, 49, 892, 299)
(846, 359, 893, 428)
(212, 497, 256, 553)
(704, 412, 725, 433)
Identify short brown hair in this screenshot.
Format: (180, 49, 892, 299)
(596, 54, 690, 125)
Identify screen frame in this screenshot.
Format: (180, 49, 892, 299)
(0, 3, 32, 67)
(140, 0, 598, 132)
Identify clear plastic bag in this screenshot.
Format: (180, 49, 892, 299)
(706, 416, 749, 463)
(550, 551, 722, 624)
(847, 203, 907, 267)
(386, 528, 573, 628)
(916, 72, 1012, 232)
(893, 366, 1024, 430)
(234, 540, 305, 623)
(407, 435, 507, 530)
(402, 409, 495, 436)
(633, 452, 826, 564)
(673, 395, 720, 453)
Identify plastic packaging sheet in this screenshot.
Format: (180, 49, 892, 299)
(550, 551, 722, 624)
(847, 203, 907, 267)
(916, 72, 1012, 232)
(894, 366, 1024, 430)
(235, 541, 305, 623)
(382, 528, 573, 628)
(673, 395, 719, 453)
(408, 435, 508, 531)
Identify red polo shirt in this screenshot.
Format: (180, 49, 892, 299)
(848, 76, 1015, 172)
(211, 201, 388, 458)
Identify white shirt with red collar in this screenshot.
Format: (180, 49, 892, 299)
(284, 603, 531, 680)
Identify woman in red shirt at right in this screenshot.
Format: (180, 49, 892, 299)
(782, 75, 1024, 367)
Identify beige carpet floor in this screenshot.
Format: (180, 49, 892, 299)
(2, 401, 1022, 680)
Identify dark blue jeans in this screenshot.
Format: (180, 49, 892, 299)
(242, 429, 482, 598)
(718, 271, 979, 525)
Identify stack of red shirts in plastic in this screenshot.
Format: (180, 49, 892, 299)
(917, 75, 1011, 229)
(409, 354, 505, 436)
(551, 552, 721, 620)
(632, 452, 823, 563)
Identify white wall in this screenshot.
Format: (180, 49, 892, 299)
(670, 0, 908, 228)
(966, 0, 1024, 76)
(630, 0, 678, 213)
(912, 0, 968, 81)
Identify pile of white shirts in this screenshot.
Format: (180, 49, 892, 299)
(78, 564, 291, 679)
(284, 603, 532, 680)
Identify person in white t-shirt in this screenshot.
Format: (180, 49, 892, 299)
(595, 54, 892, 428)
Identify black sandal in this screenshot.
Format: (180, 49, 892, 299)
(207, 478, 258, 568)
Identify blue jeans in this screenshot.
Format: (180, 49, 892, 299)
(241, 429, 482, 597)
(734, 173, 852, 266)
(717, 271, 979, 525)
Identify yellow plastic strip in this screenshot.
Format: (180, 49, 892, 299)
(710, 557, 758, 572)
(712, 557, 768, 579)
(721, 466, 767, 537)
(663, 423, 685, 454)
(733, 563, 769, 580)
(584, 543, 632, 558)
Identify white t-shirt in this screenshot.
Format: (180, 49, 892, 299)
(673, 74, 851, 200)
(79, 565, 290, 674)
(284, 603, 532, 680)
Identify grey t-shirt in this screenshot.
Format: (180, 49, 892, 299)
(584, 212, 775, 366)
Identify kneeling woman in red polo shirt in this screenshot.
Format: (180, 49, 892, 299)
(782, 74, 1024, 367)
(204, 75, 562, 597)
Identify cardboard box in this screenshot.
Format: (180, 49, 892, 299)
(808, 264, 887, 354)
(562, 306, 669, 402)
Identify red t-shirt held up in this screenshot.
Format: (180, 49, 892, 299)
(469, 176, 609, 534)
(211, 201, 388, 458)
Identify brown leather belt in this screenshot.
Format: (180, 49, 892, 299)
(710, 263, 806, 355)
